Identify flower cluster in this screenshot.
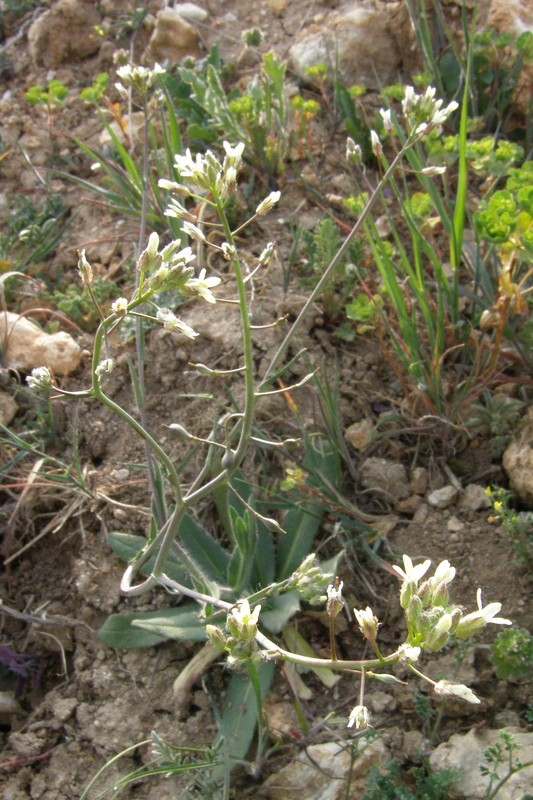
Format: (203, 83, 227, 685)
(401, 85, 458, 136)
(206, 598, 263, 670)
(393, 555, 511, 652)
(170, 141, 245, 200)
(115, 63, 165, 97)
(288, 553, 331, 605)
(27, 366, 54, 395)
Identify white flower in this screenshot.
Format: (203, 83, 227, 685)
(156, 307, 198, 339)
(164, 198, 196, 222)
(221, 242, 235, 260)
(347, 705, 371, 729)
(158, 179, 190, 197)
(326, 580, 344, 618)
(402, 85, 417, 115)
(454, 589, 512, 639)
(258, 241, 275, 265)
(223, 141, 245, 169)
(116, 63, 165, 91)
(353, 606, 379, 642)
(370, 129, 382, 157)
(398, 644, 421, 664)
(434, 680, 480, 705)
(174, 148, 210, 184)
(393, 555, 432, 611)
(420, 166, 447, 176)
(227, 598, 261, 641)
(27, 366, 53, 393)
(255, 191, 281, 217)
(421, 559, 456, 601)
(145, 231, 158, 256)
(185, 268, 221, 303)
(182, 221, 207, 243)
(164, 244, 196, 268)
(95, 358, 114, 378)
(392, 555, 432, 584)
(231, 598, 261, 627)
(77, 249, 93, 286)
(346, 137, 362, 166)
(112, 297, 129, 316)
(432, 101, 459, 126)
(380, 108, 393, 132)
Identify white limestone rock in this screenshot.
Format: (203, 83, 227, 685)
(147, 8, 202, 63)
(289, 3, 403, 89)
(503, 406, 533, 508)
(28, 0, 101, 68)
(0, 312, 81, 376)
(430, 727, 533, 799)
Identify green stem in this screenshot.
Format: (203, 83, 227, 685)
(91, 320, 182, 498)
(486, 761, 533, 800)
(183, 192, 257, 506)
(261, 140, 412, 386)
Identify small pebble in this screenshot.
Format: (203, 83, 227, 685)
(427, 485, 459, 509)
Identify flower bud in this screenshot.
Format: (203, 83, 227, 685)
(379, 108, 393, 133)
(434, 680, 480, 704)
(95, 358, 114, 379)
(112, 297, 129, 317)
(353, 606, 379, 643)
(326, 580, 344, 618)
(206, 625, 228, 651)
(258, 241, 275, 265)
(347, 705, 371, 730)
(255, 191, 281, 217)
(423, 611, 456, 652)
(158, 179, 191, 197)
(77, 249, 93, 286)
(346, 137, 362, 166)
(156, 308, 198, 339)
(420, 166, 447, 176)
(370, 130, 382, 158)
(221, 242, 236, 260)
(182, 221, 207, 244)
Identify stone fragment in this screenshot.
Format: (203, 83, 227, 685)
(413, 503, 430, 523)
(263, 698, 300, 741)
(173, 2, 209, 22)
(345, 418, 374, 451)
(427, 485, 459, 509)
(0, 390, 18, 426)
(28, 0, 101, 68)
(51, 696, 78, 723)
(360, 458, 410, 502)
(458, 483, 488, 512)
(430, 727, 533, 800)
(366, 690, 397, 714)
(395, 494, 423, 515)
(410, 466, 429, 495)
(258, 739, 388, 800)
(289, 6, 402, 89)
(503, 407, 533, 508)
(447, 516, 465, 533)
(0, 312, 81, 376)
(147, 8, 202, 63)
